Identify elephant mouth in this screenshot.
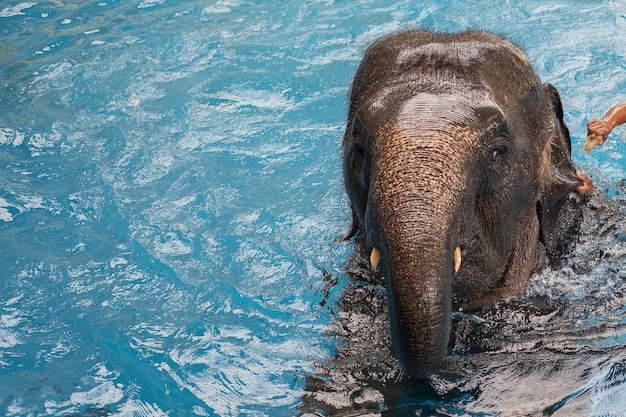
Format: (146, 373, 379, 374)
(371, 245, 463, 272)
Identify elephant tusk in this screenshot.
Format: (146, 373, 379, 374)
(370, 247, 380, 270)
(454, 247, 462, 273)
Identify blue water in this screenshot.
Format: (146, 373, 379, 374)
(1, 1, 625, 416)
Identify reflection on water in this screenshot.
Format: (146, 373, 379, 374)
(305, 188, 626, 416)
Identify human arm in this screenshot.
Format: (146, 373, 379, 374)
(584, 101, 626, 152)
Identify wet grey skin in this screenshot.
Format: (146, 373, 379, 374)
(342, 29, 588, 377)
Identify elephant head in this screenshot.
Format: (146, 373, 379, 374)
(342, 30, 591, 377)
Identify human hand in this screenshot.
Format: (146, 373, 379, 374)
(575, 171, 593, 194)
(583, 118, 611, 152)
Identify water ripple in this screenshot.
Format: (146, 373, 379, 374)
(1, 0, 626, 416)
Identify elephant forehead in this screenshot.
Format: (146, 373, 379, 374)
(365, 82, 461, 119)
(395, 40, 529, 70)
(396, 93, 504, 129)
(357, 36, 541, 132)
(362, 92, 505, 140)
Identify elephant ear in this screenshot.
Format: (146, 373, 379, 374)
(537, 83, 583, 256)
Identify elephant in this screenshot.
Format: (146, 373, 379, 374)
(341, 30, 593, 378)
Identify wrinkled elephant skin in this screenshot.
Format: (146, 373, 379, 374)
(342, 30, 589, 377)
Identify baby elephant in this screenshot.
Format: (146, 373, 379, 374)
(342, 30, 592, 377)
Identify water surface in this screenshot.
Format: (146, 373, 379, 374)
(1, 1, 625, 416)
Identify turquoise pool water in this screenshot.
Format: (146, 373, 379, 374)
(1, 1, 625, 416)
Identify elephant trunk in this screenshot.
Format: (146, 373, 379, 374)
(370, 130, 471, 377)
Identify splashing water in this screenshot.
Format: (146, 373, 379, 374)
(1, 1, 625, 416)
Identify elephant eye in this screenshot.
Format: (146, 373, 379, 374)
(491, 145, 507, 160)
(488, 121, 510, 163)
(351, 132, 364, 157)
(352, 144, 365, 170)
(487, 136, 510, 171)
(350, 135, 369, 188)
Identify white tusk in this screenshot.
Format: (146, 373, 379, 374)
(454, 247, 462, 273)
(370, 247, 380, 270)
